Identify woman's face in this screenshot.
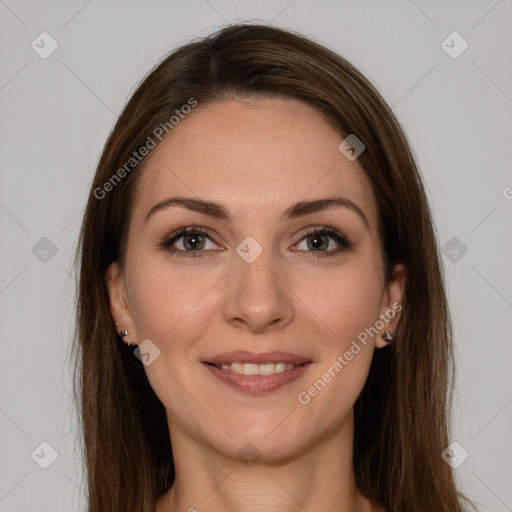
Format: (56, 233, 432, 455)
(107, 97, 405, 460)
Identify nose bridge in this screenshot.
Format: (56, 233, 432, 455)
(224, 235, 293, 331)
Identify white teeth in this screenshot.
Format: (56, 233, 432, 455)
(258, 363, 275, 376)
(243, 363, 259, 376)
(275, 362, 285, 373)
(230, 362, 244, 374)
(214, 362, 300, 375)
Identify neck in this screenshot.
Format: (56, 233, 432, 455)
(156, 410, 382, 512)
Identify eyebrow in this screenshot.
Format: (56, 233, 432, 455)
(144, 196, 368, 228)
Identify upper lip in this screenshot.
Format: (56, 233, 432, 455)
(203, 350, 312, 365)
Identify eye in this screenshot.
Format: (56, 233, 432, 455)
(293, 226, 352, 257)
(157, 226, 220, 258)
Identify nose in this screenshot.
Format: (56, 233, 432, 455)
(222, 242, 294, 333)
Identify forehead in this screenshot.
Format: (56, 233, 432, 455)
(132, 98, 378, 226)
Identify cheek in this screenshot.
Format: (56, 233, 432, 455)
(294, 271, 380, 421)
(298, 262, 383, 347)
(127, 260, 225, 349)
(127, 263, 221, 415)
(294, 262, 381, 402)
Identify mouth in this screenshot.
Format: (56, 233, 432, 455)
(202, 351, 312, 394)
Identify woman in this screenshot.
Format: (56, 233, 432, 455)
(72, 23, 477, 512)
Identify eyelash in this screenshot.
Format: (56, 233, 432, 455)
(157, 224, 353, 259)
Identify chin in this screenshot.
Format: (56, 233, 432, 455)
(207, 418, 309, 463)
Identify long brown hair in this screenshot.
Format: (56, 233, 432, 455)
(72, 23, 477, 512)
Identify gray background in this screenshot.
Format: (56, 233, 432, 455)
(1, 1, 511, 511)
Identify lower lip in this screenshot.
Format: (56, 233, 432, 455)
(203, 363, 311, 394)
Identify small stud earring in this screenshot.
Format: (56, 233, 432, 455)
(120, 330, 131, 346)
(382, 329, 395, 342)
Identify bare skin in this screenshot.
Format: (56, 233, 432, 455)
(106, 98, 404, 512)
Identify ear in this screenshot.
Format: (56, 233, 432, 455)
(375, 262, 406, 349)
(105, 262, 139, 346)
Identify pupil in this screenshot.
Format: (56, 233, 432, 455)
(185, 234, 204, 250)
(309, 234, 327, 251)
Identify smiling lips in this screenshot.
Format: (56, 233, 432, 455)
(202, 350, 312, 394)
